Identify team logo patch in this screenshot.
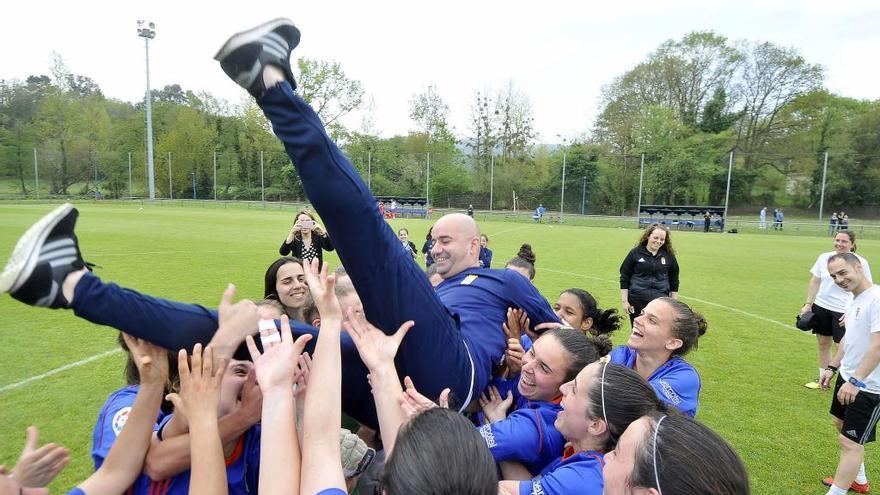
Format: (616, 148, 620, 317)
(658, 380, 681, 405)
(661, 257, 666, 265)
(478, 424, 496, 448)
(112, 407, 132, 436)
(460, 274, 479, 285)
(637, 257, 645, 263)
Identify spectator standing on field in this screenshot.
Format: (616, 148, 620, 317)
(819, 252, 880, 495)
(802, 231, 872, 391)
(830, 212, 839, 236)
(759, 207, 767, 229)
(703, 211, 711, 233)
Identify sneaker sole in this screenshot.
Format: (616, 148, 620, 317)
(213, 17, 300, 61)
(0, 203, 73, 294)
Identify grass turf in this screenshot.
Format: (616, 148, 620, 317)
(1, 201, 879, 494)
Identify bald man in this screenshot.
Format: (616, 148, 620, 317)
(2, 20, 559, 428)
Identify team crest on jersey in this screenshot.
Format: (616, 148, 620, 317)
(461, 274, 479, 285)
(112, 407, 132, 436)
(661, 257, 666, 265)
(637, 257, 645, 263)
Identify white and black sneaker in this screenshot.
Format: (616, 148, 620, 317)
(214, 18, 301, 98)
(0, 203, 90, 308)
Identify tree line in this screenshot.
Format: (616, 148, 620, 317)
(1, 32, 878, 214)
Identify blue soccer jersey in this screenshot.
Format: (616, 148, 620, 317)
(437, 268, 560, 399)
(518, 447, 604, 495)
(479, 395, 565, 475)
(92, 387, 261, 495)
(135, 423, 262, 495)
(610, 346, 701, 418)
(92, 385, 167, 470)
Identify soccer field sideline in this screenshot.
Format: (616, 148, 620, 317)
(2, 201, 879, 493)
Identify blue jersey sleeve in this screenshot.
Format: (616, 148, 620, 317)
(519, 463, 604, 495)
(314, 489, 347, 495)
(503, 270, 561, 329)
(652, 360, 701, 418)
(92, 387, 139, 470)
(479, 410, 543, 465)
(66, 489, 86, 495)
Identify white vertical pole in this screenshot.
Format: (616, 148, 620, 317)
(722, 151, 734, 227)
(426, 152, 430, 206)
(818, 151, 829, 221)
(33, 148, 39, 200)
(128, 152, 132, 199)
(213, 151, 217, 201)
(560, 151, 567, 221)
(144, 36, 156, 200)
(260, 150, 265, 203)
(490, 154, 495, 212)
(168, 151, 173, 199)
(367, 151, 372, 189)
(636, 153, 645, 227)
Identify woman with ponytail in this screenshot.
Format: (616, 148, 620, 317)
(610, 297, 706, 418)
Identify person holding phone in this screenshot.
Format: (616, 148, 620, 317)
(280, 209, 334, 269)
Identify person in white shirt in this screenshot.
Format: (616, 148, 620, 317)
(759, 207, 767, 229)
(803, 231, 872, 390)
(820, 252, 880, 495)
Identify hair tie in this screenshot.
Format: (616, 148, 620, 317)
(653, 415, 667, 495)
(600, 361, 609, 426)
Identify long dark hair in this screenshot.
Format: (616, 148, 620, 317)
(630, 412, 750, 494)
(587, 363, 666, 451)
(382, 408, 497, 494)
(263, 256, 303, 299)
(560, 288, 622, 336)
(837, 230, 857, 252)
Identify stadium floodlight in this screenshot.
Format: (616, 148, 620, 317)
(137, 20, 157, 200)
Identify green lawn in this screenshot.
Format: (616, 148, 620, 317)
(1, 202, 879, 494)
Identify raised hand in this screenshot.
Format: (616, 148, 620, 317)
(502, 338, 526, 378)
(479, 385, 514, 423)
(294, 353, 313, 399)
(165, 344, 228, 425)
(245, 314, 312, 392)
(122, 333, 169, 387)
(302, 258, 342, 321)
(210, 284, 260, 360)
(345, 308, 414, 373)
(398, 376, 450, 419)
(10, 427, 69, 488)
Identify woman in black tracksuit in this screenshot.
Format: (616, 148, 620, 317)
(619, 223, 680, 326)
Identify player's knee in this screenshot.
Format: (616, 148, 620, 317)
(838, 433, 864, 453)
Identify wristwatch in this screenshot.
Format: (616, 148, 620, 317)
(848, 376, 867, 389)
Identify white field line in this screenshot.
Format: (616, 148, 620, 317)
(541, 267, 791, 329)
(489, 225, 531, 237)
(0, 348, 122, 394)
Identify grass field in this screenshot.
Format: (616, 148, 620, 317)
(1, 201, 879, 494)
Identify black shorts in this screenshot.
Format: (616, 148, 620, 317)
(812, 304, 845, 343)
(830, 374, 880, 445)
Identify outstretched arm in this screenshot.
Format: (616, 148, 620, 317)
(246, 314, 312, 495)
(300, 259, 347, 494)
(76, 334, 168, 495)
(346, 310, 414, 456)
(165, 344, 229, 495)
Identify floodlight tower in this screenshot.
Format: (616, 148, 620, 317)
(137, 20, 157, 200)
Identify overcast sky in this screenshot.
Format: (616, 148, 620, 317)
(2, 0, 878, 142)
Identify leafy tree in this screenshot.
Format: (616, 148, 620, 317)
(296, 57, 364, 138)
(409, 85, 454, 143)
